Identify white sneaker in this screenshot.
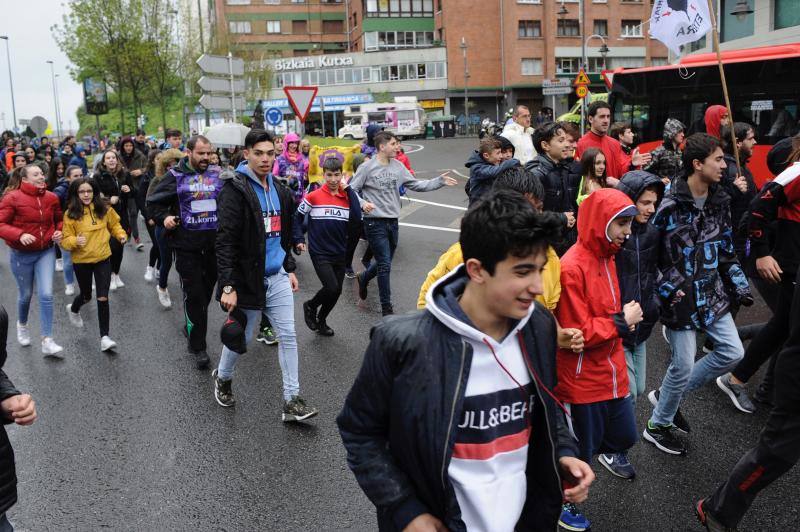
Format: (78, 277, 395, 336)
(157, 286, 172, 309)
(155, 269, 160, 280)
(66, 303, 84, 328)
(100, 336, 117, 352)
(144, 266, 155, 283)
(114, 274, 125, 288)
(42, 337, 64, 358)
(16, 322, 31, 347)
(110, 275, 118, 291)
(64, 282, 76, 296)
(55, 258, 64, 272)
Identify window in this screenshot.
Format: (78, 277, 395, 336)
(651, 57, 669, 66)
(518, 20, 542, 38)
(721, 0, 754, 42)
(775, 0, 800, 29)
(226, 0, 250, 4)
(593, 19, 607, 36)
(587, 57, 607, 72)
(263, 0, 279, 3)
(517, 0, 541, 3)
(621, 20, 642, 37)
(521, 58, 543, 75)
(557, 19, 580, 37)
(366, 0, 433, 16)
(266, 20, 281, 33)
(323, 20, 344, 33)
(556, 57, 579, 74)
(607, 57, 645, 69)
(228, 21, 251, 33)
(292, 20, 307, 34)
(688, 35, 707, 52)
(364, 31, 378, 51)
(365, 30, 435, 51)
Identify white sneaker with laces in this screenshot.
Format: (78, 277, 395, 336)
(66, 303, 84, 328)
(16, 322, 31, 347)
(157, 286, 172, 309)
(144, 266, 155, 282)
(114, 274, 125, 288)
(42, 337, 64, 358)
(55, 258, 64, 272)
(110, 275, 118, 291)
(100, 336, 117, 352)
(64, 282, 76, 296)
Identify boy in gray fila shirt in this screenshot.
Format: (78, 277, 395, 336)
(349, 131, 457, 315)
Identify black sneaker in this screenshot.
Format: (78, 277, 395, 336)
(356, 272, 368, 300)
(643, 422, 687, 455)
(212, 369, 235, 407)
(716, 373, 755, 414)
(282, 395, 319, 422)
(648, 389, 691, 433)
(317, 320, 334, 336)
(194, 350, 210, 370)
(256, 326, 278, 345)
(302, 301, 319, 331)
(381, 305, 394, 317)
(696, 498, 739, 531)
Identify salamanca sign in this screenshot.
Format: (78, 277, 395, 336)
(273, 55, 354, 72)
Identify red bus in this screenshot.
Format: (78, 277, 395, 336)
(606, 43, 800, 187)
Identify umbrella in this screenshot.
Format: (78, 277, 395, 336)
(203, 122, 251, 148)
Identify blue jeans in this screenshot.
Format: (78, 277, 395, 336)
(9, 247, 56, 338)
(0, 513, 12, 532)
(363, 218, 399, 308)
(624, 343, 647, 400)
(154, 226, 173, 290)
(650, 313, 744, 427)
(60, 245, 75, 285)
(217, 269, 300, 401)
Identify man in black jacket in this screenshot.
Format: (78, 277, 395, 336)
(337, 189, 593, 532)
(147, 135, 222, 369)
(1, 307, 38, 531)
(213, 129, 317, 422)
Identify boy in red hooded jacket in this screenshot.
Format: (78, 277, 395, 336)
(554, 188, 643, 532)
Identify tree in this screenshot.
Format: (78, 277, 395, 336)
(141, 0, 181, 132)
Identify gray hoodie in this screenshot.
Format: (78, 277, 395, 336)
(349, 157, 445, 219)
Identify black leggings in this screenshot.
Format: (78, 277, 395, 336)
(144, 220, 160, 269)
(308, 259, 345, 322)
(71, 259, 112, 337)
(109, 237, 124, 275)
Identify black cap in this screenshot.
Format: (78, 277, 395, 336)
(220, 308, 248, 354)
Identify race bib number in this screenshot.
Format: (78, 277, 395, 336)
(191, 199, 217, 213)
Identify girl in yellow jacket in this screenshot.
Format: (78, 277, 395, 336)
(61, 178, 127, 352)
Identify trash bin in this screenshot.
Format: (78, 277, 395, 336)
(425, 122, 434, 139)
(431, 116, 456, 138)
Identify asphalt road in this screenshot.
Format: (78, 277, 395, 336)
(2, 137, 797, 531)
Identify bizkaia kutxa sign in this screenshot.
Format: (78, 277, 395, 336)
(273, 55, 355, 72)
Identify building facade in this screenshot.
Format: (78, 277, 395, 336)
(209, 0, 797, 131)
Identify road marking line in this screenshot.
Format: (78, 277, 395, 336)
(403, 197, 467, 211)
(450, 169, 468, 179)
(403, 143, 424, 154)
(400, 222, 460, 233)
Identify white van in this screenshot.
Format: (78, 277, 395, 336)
(338, 97, 425, 139)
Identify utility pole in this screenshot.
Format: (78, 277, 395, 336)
(460, 37, 469, 136)
(54, 74, 63, 136)
(197, 0, 210, 127)
(46, 61, 62, 140)
(0, 36, 18, 133)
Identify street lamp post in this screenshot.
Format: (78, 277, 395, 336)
(460, 37, 469, 136)
(0, 36, 18, 133)
(54, 74, 64, 136)
(46, 61, 62, 140)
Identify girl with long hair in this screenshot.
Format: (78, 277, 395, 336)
(94, 149, 133, 290)
(577, 147, 608, 206)
(46, 159, 64, 192)
(147, 148, 183, 308)
(61, 178, 127, 352)
(0, 164, 64, 356)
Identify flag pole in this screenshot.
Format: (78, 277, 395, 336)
(706, 0, 742, 172)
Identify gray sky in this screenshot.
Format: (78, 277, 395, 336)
(0, 0, 84, 134)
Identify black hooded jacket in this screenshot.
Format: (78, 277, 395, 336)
(615, 171, 665, 347)
(0, 307, 22, 515)
(720, 153, 757, 259)
(525, 154, 580, 254)
(214, 169, 297, 311)
(337, 268, 578, 532)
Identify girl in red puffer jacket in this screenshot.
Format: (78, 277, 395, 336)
(0, 164, 64, 357)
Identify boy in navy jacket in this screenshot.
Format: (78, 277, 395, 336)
(294, 157, 362, 336)
(464, 137, 519, 205)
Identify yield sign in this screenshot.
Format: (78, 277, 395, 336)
(573, 68, 591, 86)
(283, 86, 318, 123)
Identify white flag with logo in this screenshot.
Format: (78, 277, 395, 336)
(649, 0, 713, 56)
